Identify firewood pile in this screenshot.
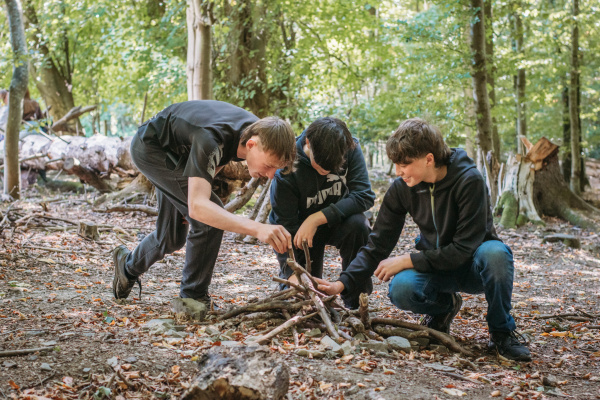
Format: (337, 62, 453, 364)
(209, 243, 474, 358)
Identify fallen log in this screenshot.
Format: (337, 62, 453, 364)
(182, 346, 289, 400)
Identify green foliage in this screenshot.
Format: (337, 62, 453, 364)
(0, 0, 598, 156)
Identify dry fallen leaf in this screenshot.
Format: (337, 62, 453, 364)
(441, 388, 466, 396)
(491, 390, 501, 397)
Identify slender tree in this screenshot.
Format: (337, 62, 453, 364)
(470, 0, 497, 204)
(569, 0, 581, 194)
(513, 5, 527, 154)
(3, 0, 28, 200)
(483, 0, 500, 159)
(187, 0, 213, 100)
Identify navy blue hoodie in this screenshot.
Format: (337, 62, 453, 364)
(269, 132, 375, 234)
(338, 148, 500, 295)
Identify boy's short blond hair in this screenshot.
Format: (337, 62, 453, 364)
(241, 117, 296, 172)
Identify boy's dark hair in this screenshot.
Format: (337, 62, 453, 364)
(386, 118, 451, 167)
(241, 116, 297, 173)
(305, 117, 355, 172)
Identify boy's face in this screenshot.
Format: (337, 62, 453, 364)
(245, 137, 286, 179)
(395, 154, 432, 187)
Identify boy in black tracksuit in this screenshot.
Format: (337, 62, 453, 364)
(269, 117, 375, 308)
(317, 118, 531, 361)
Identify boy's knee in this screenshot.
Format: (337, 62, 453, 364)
(477, 241, 514, 279)
(388, 272, 421, 310)
(345, 213, 370, 239)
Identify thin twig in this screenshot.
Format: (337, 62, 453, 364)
(0, 347, 54, 357)
(254, 312, 318, 344)
(302, 239, 311, 274)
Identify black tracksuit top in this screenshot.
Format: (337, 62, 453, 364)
(338, 148, 500, 295)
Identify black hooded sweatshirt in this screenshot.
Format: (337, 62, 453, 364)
(269, 132, 375, 234)
(338, 148, 500, 295)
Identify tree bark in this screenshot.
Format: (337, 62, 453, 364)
(513, 9, 527, 155)
(4, 0, 29, 200)
(470, 0, 497, 205)
(483, 0, 501, 160)
(569, 0, 581, 195)
(187, 0, 213, 100)
(23, 0, 80, 133)
(229, 0, 269, 117)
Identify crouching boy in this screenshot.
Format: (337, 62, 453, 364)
(316, 118, 531, 361)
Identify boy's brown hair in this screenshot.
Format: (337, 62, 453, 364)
(241, 116, 297, 172)
(386, 118, 451, 167)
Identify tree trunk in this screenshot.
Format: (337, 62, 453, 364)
(569, 0, 581, 195)
(513, 10, 527, 155)
(497, 137, 599, 230)
(23, 0, 80, 133)
(229, 0, 269, 117)
(4, 0, 29, 200)
(187, 0, 213, 100)
(483, 0, 501, 160)
(470, 0, 498, 205)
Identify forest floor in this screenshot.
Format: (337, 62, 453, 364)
(0, 167, 599, 400)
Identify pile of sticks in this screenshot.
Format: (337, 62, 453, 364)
(214, 242, 473, 357)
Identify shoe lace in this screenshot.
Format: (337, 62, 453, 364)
(508, 330, 528, 346)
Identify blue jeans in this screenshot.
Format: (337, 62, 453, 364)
(388, 240, 516, 333)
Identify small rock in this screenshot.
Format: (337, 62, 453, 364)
(320, 336, 342, 353)
(412, 337, 430, 348)
(142, 319, 174, 332)
(165, 329, 188, 338)
(305, 328, 322, 338)
(41, 340, 57, 346)
(375, 351, 390, 358)
(40, 363, 52, 371)
(124, 356, 138, 364)
(83, 367, 91, 373)
(295, 349, 325, 359)
(340, 341, 354, 355)
(27, 355, 38, 361)
(353, 333, 367, 341)
(426, 362, 456, 372)
(82, 332, 95, 337)
(172, 298, 207, 320)
(106, 356, 119, 368)
(360, 340, 388, 353)
(429, 344, 450, 355)
(385, 336, 412, 352)
(141, 341, 150, 346)
(543, 374, 559, 387)
(3, 361, 17, 368)
(25, 330, 46, 336)
(346, 385, 360, 395)
(204, 326, 221, 336)
(218, 341, 242, 347)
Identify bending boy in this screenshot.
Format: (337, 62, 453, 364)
(317, 118, 531, 361)
(112, 100, 296, 305)
(270, 117, 375, 308)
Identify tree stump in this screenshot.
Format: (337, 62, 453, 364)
(182, 346, 289, 400)
(78, 220, 99, 241)
(496, 137, 600, 229)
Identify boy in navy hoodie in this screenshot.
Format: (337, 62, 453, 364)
(316, 118, 531, 361)
(269, 117, 375, 308)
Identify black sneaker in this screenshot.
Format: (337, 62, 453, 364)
(112, 245, 141, 300)
(489, 331, 532, 361)
(421, 292, 463, 334)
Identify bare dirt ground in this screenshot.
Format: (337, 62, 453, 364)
(1, 170, 599, 400)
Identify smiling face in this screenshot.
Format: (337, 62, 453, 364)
(244, 137, 286, 179)
(394, 153, 437, 187)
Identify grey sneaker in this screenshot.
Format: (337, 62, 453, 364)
(112, 245, 141, 300)
(421, 292, 463, 334)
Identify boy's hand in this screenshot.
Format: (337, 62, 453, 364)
(374, 254, 413, 282)
(294, 212, 326, 248)
(256, 223, 292, 254)
(314, 277, 345, 295)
